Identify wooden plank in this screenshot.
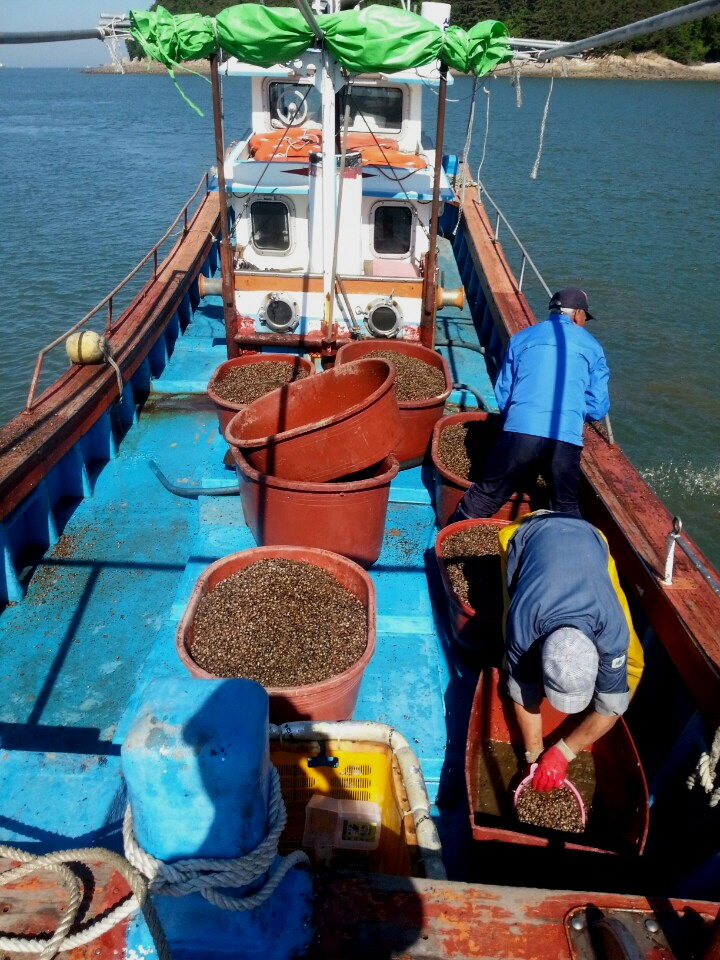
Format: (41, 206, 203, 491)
(235, 273, 423, 297)
(0, 194, 220, 524)
(311, 872, 718, 959)
(0, 857, 131, 958)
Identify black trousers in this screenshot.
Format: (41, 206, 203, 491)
(455, 431, 583, 520)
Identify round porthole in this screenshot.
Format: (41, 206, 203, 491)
(259, 293, 299, 333)
(366, 298, 402, 338)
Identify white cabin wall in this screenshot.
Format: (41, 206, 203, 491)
(397, 84, 423, 154)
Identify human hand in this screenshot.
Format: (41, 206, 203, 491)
(532, 745, 569, 792)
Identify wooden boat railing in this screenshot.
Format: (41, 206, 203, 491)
(25, 172, 215, 413)
(0, 180, 220, 537)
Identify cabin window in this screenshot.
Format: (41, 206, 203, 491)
(250, 200, 291, 253)
(269, 82, 321, 128)
(339, 86, 404, 133)
(373, 204, 413, 256)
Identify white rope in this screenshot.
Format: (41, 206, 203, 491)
(476, 85, 491, 178)
(512, 61, 522, 108)
(687, 726, 720, 807)
(530, 70, 555, 180)
(451, 76, 479, 236)
(100, 337, 125, 402)
(0, 845, 170, 959)
(124, 766, 310, 911)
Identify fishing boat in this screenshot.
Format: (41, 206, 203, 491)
(1, 2, 720, 958)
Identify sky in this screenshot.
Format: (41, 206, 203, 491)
(1, 0, 153, 67)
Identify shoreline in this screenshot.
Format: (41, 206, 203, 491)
(87, 52, 720, 81)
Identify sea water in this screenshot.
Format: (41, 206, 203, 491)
(0, 68, 717, 568)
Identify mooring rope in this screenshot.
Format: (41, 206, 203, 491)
(530, 70, 555, 180)
(687, 726, 720, 807)
(511, 61, 522, 108)
(99, 337, 125, 402)
(0, 844, 171, 959)
(123, 765, 310, 911)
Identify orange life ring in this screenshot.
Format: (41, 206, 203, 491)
(358, 146, 427, 170)
(249, 127, 322, 161)
(252, 135, 322, 162)
(344, 133, 399, 151)
(248, 128, 424, 168)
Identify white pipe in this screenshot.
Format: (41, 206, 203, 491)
(320, 53, 337, 341)
(269, 720, 447, 880)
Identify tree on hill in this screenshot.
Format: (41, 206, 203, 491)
(125, 0, 720, 64)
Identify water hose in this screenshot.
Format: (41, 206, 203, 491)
(268, 720, 446, 881)
(452, 382, 487, 410)
(149, 459, 238, 498)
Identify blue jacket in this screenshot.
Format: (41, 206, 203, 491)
(494, 313, 610, 446)
(503, 513, 633, 716)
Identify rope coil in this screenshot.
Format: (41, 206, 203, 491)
(123, 765, 310, 912)
(687, 726, 720, 807)
(0, 845, 170, 960)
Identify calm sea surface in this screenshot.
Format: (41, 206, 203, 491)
(0, 68, 718, 568)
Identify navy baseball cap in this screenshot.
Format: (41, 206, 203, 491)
(549, 287, 595, 320)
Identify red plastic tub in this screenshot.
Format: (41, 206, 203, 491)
(434, 518, 508, 660)
(335, 340, 452, 469)
(230, 446, 399, 567)
(226, 358, 401, 483)
(207, 353, 314, 437)
(175, 546, 376, 724)
(431, 412, 532, 528)
(464, 667, 649, 855)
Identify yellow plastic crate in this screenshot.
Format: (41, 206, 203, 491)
(271, 738, 420, 876)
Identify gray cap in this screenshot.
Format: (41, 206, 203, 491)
(542, 627, 599, 714)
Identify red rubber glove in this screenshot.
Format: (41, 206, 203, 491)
(532, 745, 569, 792)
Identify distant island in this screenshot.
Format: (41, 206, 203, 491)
(87, 53, 720, 81)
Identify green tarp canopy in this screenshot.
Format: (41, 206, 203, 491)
(129, 3, 512, 77)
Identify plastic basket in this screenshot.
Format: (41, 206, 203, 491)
(271, 738, 420, 875)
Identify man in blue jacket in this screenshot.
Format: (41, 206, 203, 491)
(452, 287, 610, 521)
(497, 511, 644, 792)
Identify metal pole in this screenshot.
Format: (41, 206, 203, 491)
(420, 64, 448, 350)
(537, 0, 720, 60)
(210, 53, 240, 359)
(294, 0, 324, 40)
(0, 28, 113, 43)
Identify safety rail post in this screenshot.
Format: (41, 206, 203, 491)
(663, 517, 682, 585)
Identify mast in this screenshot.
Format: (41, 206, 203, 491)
(419, 63, 448, 351)
(209, 53, 240, 360)
(295, 0, 338, 351)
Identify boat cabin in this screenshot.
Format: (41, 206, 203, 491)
(223, 51, 454, 341)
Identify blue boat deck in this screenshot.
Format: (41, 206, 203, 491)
(0, 239, 495, 877)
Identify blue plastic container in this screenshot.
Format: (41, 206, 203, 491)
(122, 676, 270, 862)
